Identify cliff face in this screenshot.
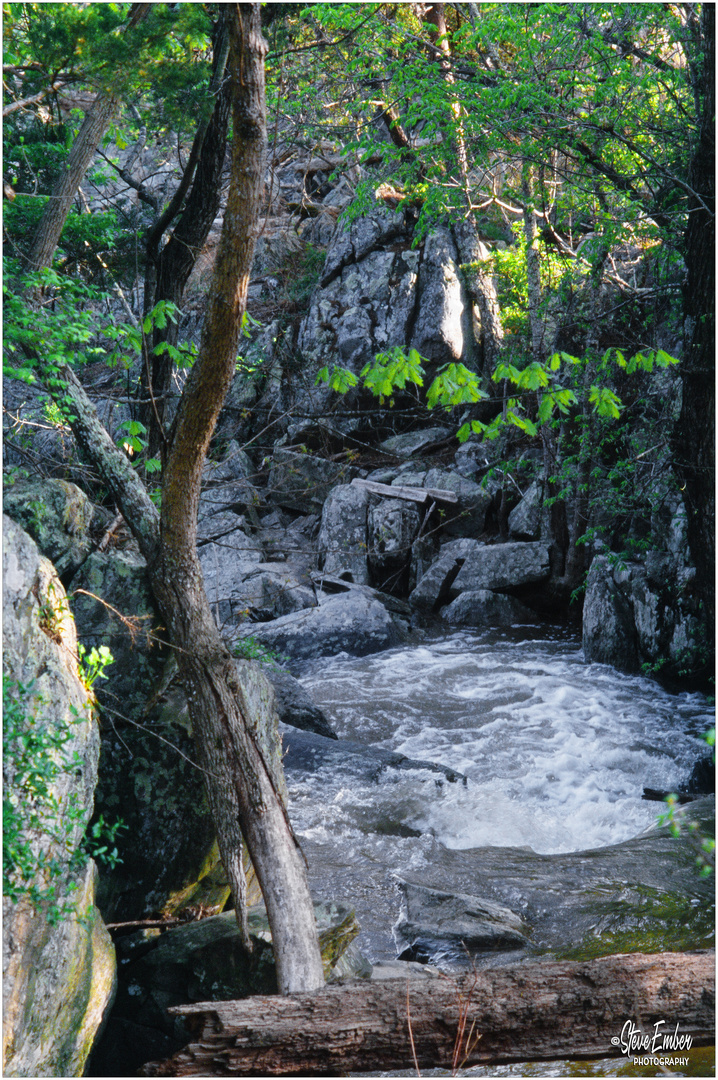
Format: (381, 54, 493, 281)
(3, 515, 115, 1078)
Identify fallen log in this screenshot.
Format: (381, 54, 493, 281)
(141, 951, 714, 1076)
(351, 476, 458, 505)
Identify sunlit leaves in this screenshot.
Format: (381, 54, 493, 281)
(315, 365, 359, 394)
(426, 362, 488, 409)
(360, 346, 425, 402)
(589, 385, 624, 419)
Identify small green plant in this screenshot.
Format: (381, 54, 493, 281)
(658, 729, 715, 878)
(76, 643, 113, 693)
(232, 636, 287, 668)
(77, 814, 127, 870)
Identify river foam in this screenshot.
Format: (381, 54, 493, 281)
(297, 628, 712, 855)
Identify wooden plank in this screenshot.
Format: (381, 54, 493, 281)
(140, 951, 715, 1076)
(351, 476, 458, 504)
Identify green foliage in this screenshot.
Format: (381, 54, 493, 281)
(3, 676, 86, 921)
(3, 259, 106, 393)
(232, 636, 287, 669)
(76, 644, 113, 693)
(78, 813, 126, 871)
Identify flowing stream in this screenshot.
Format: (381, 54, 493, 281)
(294, 626, 711, 858)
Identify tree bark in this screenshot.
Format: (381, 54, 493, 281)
(141, 951, 714, 1076)
(32, 3, 325, 996)
(140, 11, 233, 457)
(148, 2, 323, 996)
(672, 2, 715, 651)
(24, 4, 150, 273)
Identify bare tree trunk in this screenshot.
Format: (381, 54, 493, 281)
(141, 951, 715, 1076)
(25, 4, 150, 273)
(32, 3, 324, 996)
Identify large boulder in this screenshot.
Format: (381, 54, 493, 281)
(237, 589, 405, 665)
(442, 589, 536, 627)
(265, 669, 337, 739)
(409, 538, 484, 612)
(268, 448, 360, 513)
(379, 427, 452, 459)
(3, 517, 115, 1077)
(393, 881, 529, 964)
(317, 483, 371, 584)
(582, 555, 702, 677)
(281, 728, 467, 787)
(3, 477, 94, 577)
(507, 479, 543, 541)
(422, 468, 492, 536)
(367, 497, 422, 593)
(450, 541, 550, 594)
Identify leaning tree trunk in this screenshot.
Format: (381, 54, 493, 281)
(26, 91, 119, 272)
(33, 3, 324, 996)
(25, 3, 149, 273)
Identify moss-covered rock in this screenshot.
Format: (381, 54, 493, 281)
(90, 900, 361, 1076)
(3, 478, 94, 578)
(3, 516, 115, 1077)
(94, 661, 286, 923)
(68, 548, 167, 720)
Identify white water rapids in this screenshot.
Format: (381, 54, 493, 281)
(293, 627, 712, 856)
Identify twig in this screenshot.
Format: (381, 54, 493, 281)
(406, 980, 421, 1077)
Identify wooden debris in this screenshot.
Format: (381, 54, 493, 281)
(141, 951, 714, 1076)
(351, 476, 458, 505)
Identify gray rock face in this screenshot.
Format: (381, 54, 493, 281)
(295, 210, 477, 416)
(582, 555, 701, 675)
(379, 427, 452, 459)
(317, 483, 371, 584)
(3, 477, 94, 576)
(201, 548, 316, 626)
(442, 589, 536, 627)
(367, 498, 422, 591)
(423, 468, 492, 536)
(268, 449, 360, 513)
(266, 669, 337, 739)
(198, 477, 262, 519)
(451, 541, 550, 594)
(201, 442, 255, 486)
(409, 228, 472, 366)
(238, 590, 404, 664)
(409, 538, 485, 612)
(508, 479, 543, 541)
(393, 881, 529, 963)
(3, 517, 114, 1078)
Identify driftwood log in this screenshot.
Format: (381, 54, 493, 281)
(142, 951, 714, 1076)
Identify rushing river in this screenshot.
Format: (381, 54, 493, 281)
(294, 626, 712, 857)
